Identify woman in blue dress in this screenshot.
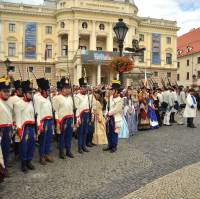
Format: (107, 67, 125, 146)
(147, 92, 160, 129)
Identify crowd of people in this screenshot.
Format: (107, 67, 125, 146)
(0, 74, 199, 183)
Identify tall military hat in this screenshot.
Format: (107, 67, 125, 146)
(13, 80, 22, 90)
(79, 77, 87, 87)
(21, 80, 32, 93)
(57, 81, 62, 90)
(0, 76, 11, 90)
(60, 77, 70, 89)
(111, 79, 121, 91)
(36, 78, 50, 91)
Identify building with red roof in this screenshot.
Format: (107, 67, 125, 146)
(177, 28, 200, 86)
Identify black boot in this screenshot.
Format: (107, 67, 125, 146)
(110, 147, 117, 153)
(66, 148, 74, 158)
(59, 149, 66, 159)
(86, 143, 93, 147)
(82, 146, 89, 152)
(103, 146, 111, 151)
(21, 160, 28, 173)
(27, 161, 35, 170)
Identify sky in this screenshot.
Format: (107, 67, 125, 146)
(3, 0, 200, 36)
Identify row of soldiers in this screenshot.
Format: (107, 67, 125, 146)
(0, 75, 123, 181)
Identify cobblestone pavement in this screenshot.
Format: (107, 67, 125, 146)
(0, 117, 200, 199)
(122, 162, 200, 199)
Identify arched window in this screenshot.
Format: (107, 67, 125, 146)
(60, 22, 65, 28)
(82, 22, 88, 29)
(99, 24, 105, 31)
(166, 53, 172, 64)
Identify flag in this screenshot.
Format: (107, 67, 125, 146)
(44, 47, 48, 61)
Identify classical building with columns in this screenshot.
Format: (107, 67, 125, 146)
(0, 0, 179, 86)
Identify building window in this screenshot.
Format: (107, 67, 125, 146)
(8, 43, 16, 56)
(166, 37, 171, 44)
(62, 45, 68, 56)
(197, 71, 200, 79)
(45, 67, 51, 73)
(166, 53, 172, 64)
(79, 46, 87, 50)
(60, 22, 65, 28)
(9, 23, 16, 32)
(96, 47, 102, 51)
(177, 74, 180, 81)
(154, 72, 158, 77)
(46, 44, 52, 58)
(167, 72, 171, 78)
(187, 59, 189, 66)
(139, 51, 144, 63)
(113, 48, 118, 52)
(27, 66, 34, 73)
(186, 72, 189, 80)
(177, 62, 180, 68)
(82, 22, 88, 29)
(99, 24, 105, 31)
(45, 26, 52, 34)
(139, 34, 144, 42)
(197, 57, 200, 64)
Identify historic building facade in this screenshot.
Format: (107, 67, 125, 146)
(0, 0, 179, 86)
(177, 28, 200, 87)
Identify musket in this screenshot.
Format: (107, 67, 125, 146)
(66, 56, 77, 126)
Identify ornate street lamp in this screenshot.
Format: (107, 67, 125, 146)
(113, 18, 129, 57)
(113, 18, 129, 84)
(4, 58, 11, 75)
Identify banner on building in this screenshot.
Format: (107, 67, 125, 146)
(24, 22, 37, 59)
(81, 50, 134, 65)
(152, 33, 161, 64)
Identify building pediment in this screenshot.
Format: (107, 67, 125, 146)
(7, 36, 17, 41)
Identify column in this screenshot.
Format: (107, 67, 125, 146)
(90, 20, 96, 50)
(68, 20, 74, 60)
(0, 21, 5, 60)
(58, 35, 62, 57)
(106, 22, 113, 51)
(97, 64, 101, 85)
(76, 64, 82, 84)
(74, 19, 79, 53)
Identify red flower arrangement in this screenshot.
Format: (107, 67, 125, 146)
(109, 56, 134, 74)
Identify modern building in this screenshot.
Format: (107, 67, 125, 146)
(177, 27, 200, 87)
(0, 0, 179, 86)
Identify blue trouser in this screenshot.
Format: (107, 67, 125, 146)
(0, 127, 12, 168)
(39, 119, 53, 156)
(58, 117, 73, 150)
(20, 125, 35, 161)
(107, 116, 118, 149)
(78, 112, 89, 148)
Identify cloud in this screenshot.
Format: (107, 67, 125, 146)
(134, 0, 200, 35)
(3, 0, 200, 36)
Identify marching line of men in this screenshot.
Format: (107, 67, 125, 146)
(0, 75, 123, 182)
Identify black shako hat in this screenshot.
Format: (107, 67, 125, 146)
(0, 76, 11, 90)
(36, 78, 50, 91)
(21, 80, 33, 93)
(111, 79, 121, 91)
(79, 77, 87, 87)
(60, 77, 70, 89)
(13, 80, 22, 90)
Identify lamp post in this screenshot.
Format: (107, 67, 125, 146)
(113, 18, 129, 84)
(4, 58, 11, 76)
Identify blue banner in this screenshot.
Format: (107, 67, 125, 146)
(24, 23, 37, 59)
(152, 33, 161, 64)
